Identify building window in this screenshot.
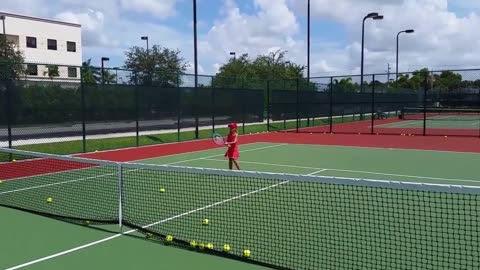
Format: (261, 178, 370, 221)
(47, 39, 57, 50)
(27, 64, 38, 76)
(67, 41, 76, 52)
(68, 67, 78, 78)
(26, 37, 37, 48)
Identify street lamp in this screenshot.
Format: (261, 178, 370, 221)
(229, 51, 236, 60)
(141, 36, 150, 84)
(360, 12, 383, 120)
(396, 29, 414, 85)
(101, 57, 109, 84)
(1, 15, 6, 58)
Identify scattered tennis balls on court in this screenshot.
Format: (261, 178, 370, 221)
(206, 243, 214, 250)
(46, 197, 53, 203)
(160, 188, 166, 193)
(243, 249, 251, 257)
(190, 240, 198, 248)
(84, 220, 90, 225)
(95, 150, 98, 152)
(12, 159, 16, 162)
(202, 218, 209, 225)
(146, 233, 153, 238)
(223, 244, 231, 252)
(199, 243, 205, 250)
(165, 235, 173, 243)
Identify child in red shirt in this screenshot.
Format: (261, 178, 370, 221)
(225, 123, 240, 170)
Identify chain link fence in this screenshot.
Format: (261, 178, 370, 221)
(1, 62, 479, 155)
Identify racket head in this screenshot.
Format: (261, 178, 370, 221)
(212, 133, 225, 146)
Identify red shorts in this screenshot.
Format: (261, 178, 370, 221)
(225, 146, 240, 160)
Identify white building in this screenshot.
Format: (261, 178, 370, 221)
(0, 12, 82, 81)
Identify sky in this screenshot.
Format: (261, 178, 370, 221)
(2, 0, 480, 77)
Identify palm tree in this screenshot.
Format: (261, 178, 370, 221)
(102, 70, 117, 84)
(81, 59, 100, 84)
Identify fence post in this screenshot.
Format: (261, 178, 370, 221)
(423, 72, 428, 136)
(80, 68, 87, 153)
(371, 74, 375, 135)
(177, 73, 181, 142)
(211, 87, 215, 133)
(5, 63, 13, 160)
(296, 78, 300, 133)
(329, 77, 333, 133)
(134, 71, 139, 147)
(266, 81, 270, 132)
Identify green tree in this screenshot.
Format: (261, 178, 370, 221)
(0, 37, 25, 79)
(333, 77, 357, 92)
(433, 71, 462, 91)
(213, 50, 314, 90)
(81, 59, 100, 84)
(123, 45, 187, 87)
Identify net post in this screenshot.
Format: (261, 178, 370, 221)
(329, 77, 333, 133)
(371, 74, 375, 135)
(118, 162, 123, 232)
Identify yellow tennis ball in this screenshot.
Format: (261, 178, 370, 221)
(46, 197, 53, 203)
(0, 180, 3, 184)
(12, 159, 16, 162)
(95, 150, 98, 152)
(146, 233, 153, 238)
(202, 218, 209, 225)
(84, 220, 90, 225)
(160, 188, 166, 193)
(223, 244, 231, 252)
(190, 240, 197, 248)
(199, 243, 205, 250)
(206, 243, 214, 250)
(243, 249, 251, 257)
(166, 235, 173, 243)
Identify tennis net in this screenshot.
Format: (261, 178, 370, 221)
(401, 107, 480, 121)
(1, 148, 480, 270)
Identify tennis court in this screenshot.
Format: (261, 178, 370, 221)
(1, 141, 480, 270)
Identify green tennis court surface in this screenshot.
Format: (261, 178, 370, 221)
(1, 143, 480, 270)
(376, 118, 480, 129)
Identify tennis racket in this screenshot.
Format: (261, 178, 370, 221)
(212, 133, 226, 146)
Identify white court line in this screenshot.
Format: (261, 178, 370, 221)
(203, 158, 480, 184)
(165, 143, 286, 165)
(5, 170, 292, 270)
(471, 121, 480, 126)
(0, 144, 285, 197)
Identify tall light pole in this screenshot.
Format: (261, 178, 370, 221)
(101, 57, 109, 84)
(229, 51, 236, 60)
(396, 29, 414, 86)
(307, 0, 311, 86)
(141, 36, 149, 84)
(193, 0, 199, 139)
(1, 15, 6, 58)
(360, 12, 383, 93)
(360, 12, 383, 120)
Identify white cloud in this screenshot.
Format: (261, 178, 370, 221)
(54, 10, 114, 47)
(119, 0, 178, 18)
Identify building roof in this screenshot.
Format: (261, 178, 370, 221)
(0, 11, 81, 28)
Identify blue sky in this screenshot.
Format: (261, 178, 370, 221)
(2, 0, 480, 76)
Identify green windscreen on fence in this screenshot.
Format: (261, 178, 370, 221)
(1, 148, 479, 270)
